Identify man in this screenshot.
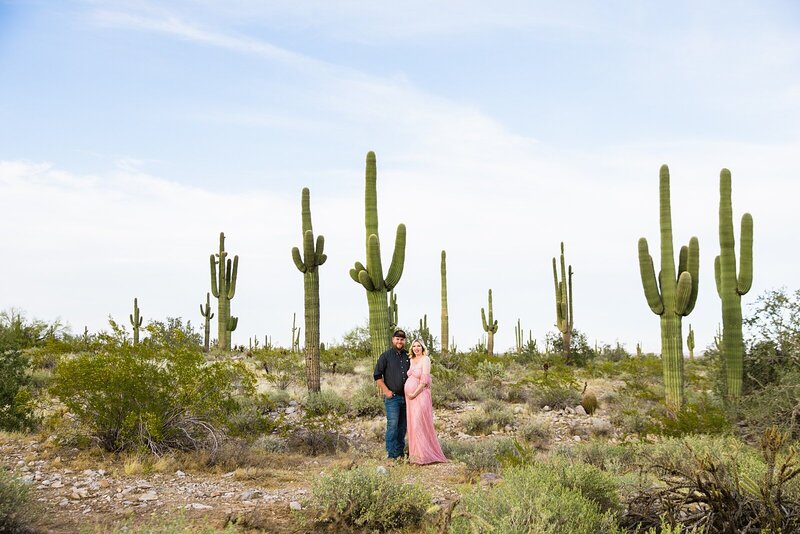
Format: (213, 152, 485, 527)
(373, 329, 410, 461)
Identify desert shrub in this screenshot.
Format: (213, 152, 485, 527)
(519, 418, 552, 448)
(265, 389, 292, 408)
(524, 363, 582, 410)
(349, 382, 384, 417)
(313, 466, 431, 531)
(0, 348, 37, 432)
(563, 441, 637, 475)
(286, 424, 350, 456)
(225, 393, 284, 439)
(320, 347, 356, 375)
(52, 320, 254, 453)
(441, 437, 520, 474)
(253, 348, 302, 390)
(475, 360, 504, 383)
(304, 390, 348, 417)
(0, 468, 37, 533)
(625, 430, 800, 533)
(462, 401, 514, 435)
(453, 381, 488, 402)
(545, 329, 596, 367)
(644, 394, 732, 437)
(451, 463, 620, 533)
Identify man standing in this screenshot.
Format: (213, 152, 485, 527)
(374, 329, 410, 461)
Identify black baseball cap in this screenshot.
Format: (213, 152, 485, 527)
(392, 329, 406, 339)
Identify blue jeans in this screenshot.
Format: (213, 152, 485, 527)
(384, 395, 407, 459)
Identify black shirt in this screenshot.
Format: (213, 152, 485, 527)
(373, 347, 410, 396)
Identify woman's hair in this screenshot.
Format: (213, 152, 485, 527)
(410, 338, 429, 358)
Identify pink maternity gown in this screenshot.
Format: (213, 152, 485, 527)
(404, 365, 448, 465)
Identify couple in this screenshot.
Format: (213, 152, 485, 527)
(373, 329, 448, 465)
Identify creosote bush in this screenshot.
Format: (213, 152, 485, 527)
(441, 437, 520, 474)
(462, 400, 514, 435)
(304, 390, 348, 417)
(52, 319, 254, 453)
(0, 468, 37, 533)
(451, 463, 620, 533)
(349, 382, 384, 417)
(313, 466, 431, 531)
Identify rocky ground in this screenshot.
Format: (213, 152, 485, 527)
(2, 384, 623, 533)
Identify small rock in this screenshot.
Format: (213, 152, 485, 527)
(575, 405, 587, 416)
(565, 406, 575, 415)
(175, 470, 186, 478)
(289, 400, 298, 407)
(51, 481, 64, 489)
(99, 479, 110, 489)
(543, 405, 551, 411)
(58, 498, 70, 507)
(240, 490, 262, 501)
(136, 481, 153, 489)
(186, 503, 213, 510)
(513, 406, 524, 414)
(376, 466, 388, 476)
(138, 491, 158, 502)
(290, 501, 302, 511)
(573, 435, 582, 442)
(285, 406, 297, 414)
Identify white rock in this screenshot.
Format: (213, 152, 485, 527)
(543, 405, 552, 411)
(575, 405, 587, 416)
(175, 470, 186, 478)
(138, 491, 158, 502)
(513, 406, 524, 414)
(290, 501, 302, 511)
(573, 435, 582, 442)
(285, 406, 297, 414)
(376, 466, 388, 476)
(51, 481, 63, 488)
(186, 503, 213, 510)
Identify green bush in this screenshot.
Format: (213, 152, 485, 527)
(519, 418, 552, 447)
(0, 348, 37, 432)
(523, 363, 582, 410)
(451, 463, 620, 533)
(462, 401, 514, 435)
(454, 381, 488, 402)
(304, 390, 348, 417)
(644, 394, 732, 437)
(0, 468, 37, 533)
(313, 466, 431, 530)
(349, 382, 384, 417)
(52, 319, 254, 453)
(252, 348, 302, 390)
(441, 437, 520, 474)
(225, 393, 284, 439)
(320, 347, 356, 374)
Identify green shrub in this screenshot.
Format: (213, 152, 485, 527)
(320, 347, 356, 374)
(0, 468, 37, 533)
(644, 394, 732, 437)
(287, 425, 349, 456)
(313, 466, 431, 530)
(519, 418, 552, 447)
(462, 401, 514, 435)
(52, 320, 254, 453)
(304, 390, 348, 417)
(451, 464, 620, 533)
(523, 363, 581, 410)
(349, 382, 384, 417)
(0, 348, 37, 432)
(225, 393, 284, 439)
(475, 360, 504, 382)
(253, 348, 302, 390)
(528, 385, 581, 410)
(454, 381, 488, 402)
(441, 437, 520, 474)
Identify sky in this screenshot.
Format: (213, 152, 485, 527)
(1, 1, 799, 354)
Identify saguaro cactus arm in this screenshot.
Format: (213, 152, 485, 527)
(384, 224, 406, 290)
(738, 213, 753, 294)
(226, 257, 239, 299)
(638, 238, 664, 315)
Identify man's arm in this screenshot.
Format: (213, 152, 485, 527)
(375, 378, 393, 398)
(373, 353, 392, 398)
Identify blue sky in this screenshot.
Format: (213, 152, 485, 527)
(1, 1, 799, 353)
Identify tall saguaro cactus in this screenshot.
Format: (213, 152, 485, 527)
(200, 292, 214, 353)
(715, 169, 753, 402)
(292, 187, 327, 392)
(349, 152, 407, 362)
(552, 242, 574, 361)
(388, 290, 399, 332)
(130, 298, 143, 345)
(638, 165, 700, 412)
(210, 232, 239, 351)
(481, 289, 499, 356)
(441, 251, 449, 355)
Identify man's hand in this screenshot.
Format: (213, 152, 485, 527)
(383, 390, 394, 399)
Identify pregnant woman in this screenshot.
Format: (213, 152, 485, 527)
(405, 338, 448, 465)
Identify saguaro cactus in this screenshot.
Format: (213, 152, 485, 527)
(638, 165, 699, 412)
(552, 242, 574, 361)
(481, 289, 499, 356)
(227, 316, 238, 348)
(687, 324, 695, 360)
(349, 152, 406, 362)
(389, 290, 398, 332)
(130, 298, 143, 345)
(291, 312, 301, 353)
(210, 232, 239, 351)
(441, 251, 449, 355)
(418, 314, 433, 351)
(515, 319, 523, 354)
(200, 292, 214, 353)
(292, 187, 327, 392)
(715, 169, 753, 402)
